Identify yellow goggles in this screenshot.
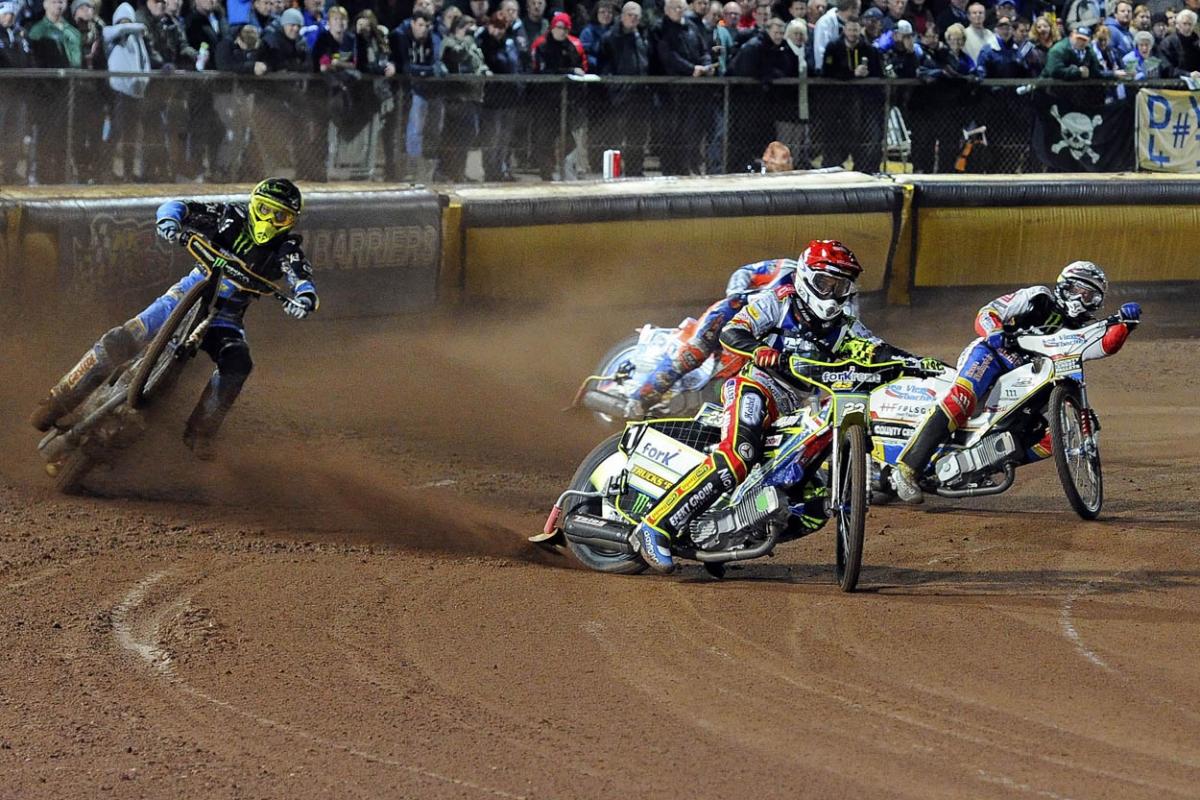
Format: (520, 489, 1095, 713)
(252, 199, 296, 228)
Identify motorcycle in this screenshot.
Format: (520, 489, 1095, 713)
(538, 351, 939, 590)
(868, 314, 1137, 518)
(573, 319, 744, 426)
(36, 231, 307, 493)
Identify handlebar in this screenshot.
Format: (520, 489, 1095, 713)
(180, 229, 294, 304)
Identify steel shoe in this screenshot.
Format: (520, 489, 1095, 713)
(889, 464, 924, 504)
(633, 522, 676, 574)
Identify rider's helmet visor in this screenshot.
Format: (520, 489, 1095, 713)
(249, 198, 297, 243)
(808, 270, 854, 300)
(1063, 279, 1103, 309)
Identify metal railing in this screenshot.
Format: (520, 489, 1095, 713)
(0, 70, 1182, 185)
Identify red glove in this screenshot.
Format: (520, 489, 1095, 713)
(753, 346, 782, 368)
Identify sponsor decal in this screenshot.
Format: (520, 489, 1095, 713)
(638, 440, 680, 469)
(631, 465, 671, 490)
(873, 423, 914, 439)
(65, 350, 98, 388)
(736, 442, 755, 462)
(1044, 332, 1085, 348)
(716, 467, 736, 490)
(884, 384, 937, 402)
(630, 494, 652, 515)
(667, 482, 716, 530)
(740, 393, 764, 426)
(820, 369, 883, 385)
(747, 306, 761, 321)
(965, 354, 993, 381)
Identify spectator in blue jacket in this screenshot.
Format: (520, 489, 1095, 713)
(1105, 0, 1135, 59)
(579, 0, 615, 70)
(393, 9, 441, 181)
(977, 15, 1030, 77)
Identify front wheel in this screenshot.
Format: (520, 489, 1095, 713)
(560, 433, 646, 575)
(127, 275, 215, 409)
(834, 424, 868, 592)
(1049, 383, 1103, 520)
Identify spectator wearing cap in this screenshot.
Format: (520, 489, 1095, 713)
(188, 0, 229, 54)
(977, 15, 1029, 76)
(597, 1, 651, 175)
(1104, 0, 1135, 58)
(29, 0, 83, 67)
(812, 0, 857, 74)
(476, 10, 520, 181)
(904, 0, 934, 37)
(991, 0, 1016, 26)
(1042, 23, 1101, 78)
(880, 18, 919, 74)
(1157, 8, 1200, 79)
(102, 2, 152, 180)
(962, 1, 996, 60)
(860, 5, 884, 42)
(934, 0, 967, 39)
(1064, 0, 1103, 35)
(260, 6, 309, 70)
(1122, 28, 1161, 75)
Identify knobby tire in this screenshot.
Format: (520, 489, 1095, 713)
(1049, 383, 1103, 520)
(835, 424, 868, 592)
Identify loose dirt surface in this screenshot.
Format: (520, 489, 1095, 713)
(1, 295, 1197, 800)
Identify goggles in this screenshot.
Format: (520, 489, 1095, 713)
(1063, 279, 1103, 308)
(808, 270, 854, 300)
(252, 199, 296, 228)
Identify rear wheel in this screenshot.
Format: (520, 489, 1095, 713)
(127, 276, 215, 409)
(834, 424, 868, 592)
(1049, 383, 1103, 520)
(591, 334, 641, 427)
(561, 433, 646, 575)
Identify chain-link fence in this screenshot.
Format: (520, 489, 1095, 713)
(0, 70, 1176, 185)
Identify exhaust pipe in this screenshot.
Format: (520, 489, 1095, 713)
(562, 512, 636, 554)
(935, 463, 1016, 498)
(580, 390, 635, 421)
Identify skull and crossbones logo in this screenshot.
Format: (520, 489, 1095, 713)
(1050, 104, 1104, 163)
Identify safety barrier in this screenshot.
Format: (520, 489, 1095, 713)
(0, 185, 441, 319)
(2, 172, 1197, 321)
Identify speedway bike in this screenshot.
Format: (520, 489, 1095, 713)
(573, 321, 745, 426)
(539, 350, 938, 590)
(870, 313, 1138, 519)
(36, 231, 306, 493)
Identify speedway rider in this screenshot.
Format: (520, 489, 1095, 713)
(30, 178, 318, 457)
(629, 257, 806, 416)
(889, 261, 1141, 504)
(631, 240, 942, 574)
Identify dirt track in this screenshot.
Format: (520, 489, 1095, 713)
(1, 296, 1198, 800)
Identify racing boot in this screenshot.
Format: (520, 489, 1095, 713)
(632, 521, 675, 574)
(182, 372, 240, 461)
(892, 406, 957, 504)
(30, 325, 140, 431)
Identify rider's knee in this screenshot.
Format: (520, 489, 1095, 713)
(99, 324, 140, 364)
(216, 340, 253, 380)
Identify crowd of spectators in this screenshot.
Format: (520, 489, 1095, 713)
(1, 0, 1197, 183)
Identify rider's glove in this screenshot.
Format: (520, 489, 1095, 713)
(283, 293, 316, 320)
(752, 346, 782, 368)
(156, 218, 182, 244)
(984, 330, 1013, 350)
(917, 357, 944, 374)
(1118, 302, 1142, 323)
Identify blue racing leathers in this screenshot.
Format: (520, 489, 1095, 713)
(33, 199, 318, 451)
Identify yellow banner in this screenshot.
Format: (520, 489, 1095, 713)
(1137, 88, 1200, 173)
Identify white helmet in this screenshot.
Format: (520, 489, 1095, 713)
(794, 240, 863, 323)
(1055, 261, 1108, 318)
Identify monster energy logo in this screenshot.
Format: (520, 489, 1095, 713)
(631, 494, 651, 515)
(1045, 312, 1062, 328)
(233, 231, 252, 253)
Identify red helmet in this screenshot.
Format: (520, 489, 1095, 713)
(796, 240, 862, 321)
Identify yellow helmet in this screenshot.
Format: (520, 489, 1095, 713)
(248, 178, 302, 244)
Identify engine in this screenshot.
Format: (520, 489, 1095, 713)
(688, 486, 789, 552)
(935, 431, 1019, 486)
